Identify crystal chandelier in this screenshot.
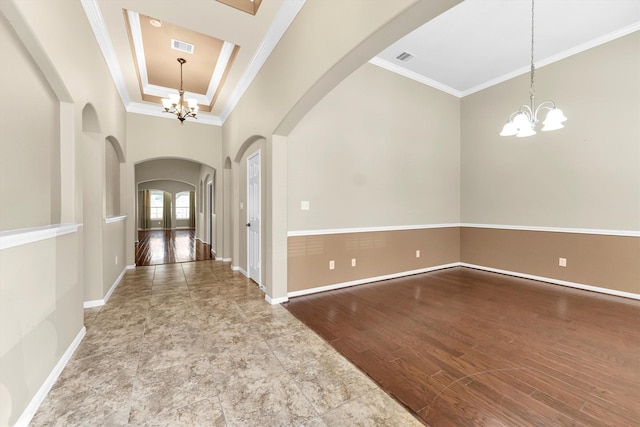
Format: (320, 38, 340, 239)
(500, 0, 567, 137)
(162, 58, 199, 124)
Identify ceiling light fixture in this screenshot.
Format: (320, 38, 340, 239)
(149, 18, 162, 28)
(162, 58, 199, 124)
(500, 0, 567, 137)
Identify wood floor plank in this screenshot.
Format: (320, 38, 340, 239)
(135, 229, 213, 266)
(284, 267, 640, 426)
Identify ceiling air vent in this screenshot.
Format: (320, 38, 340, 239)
(395, 51, 414, 62)
(171, 39, 195, 54)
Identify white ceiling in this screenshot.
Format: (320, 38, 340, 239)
(83, 0, 640, 125)
(373, 0, 640, 97)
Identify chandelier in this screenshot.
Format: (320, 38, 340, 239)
(500, 0, 567, 137)
(161, 58, 199, 124)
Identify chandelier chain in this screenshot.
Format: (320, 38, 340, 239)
(499, 0, 566, 137)
(529, 0, 535, 99)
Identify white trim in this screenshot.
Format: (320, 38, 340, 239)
(461, 23, 640, 97)
(287, 262, 640, 302)
(368, 57, 462, 97)
(219, 258, 232, 262)
(287, 223, 640, 238)
(266, 294, 288, 305)
(459, 263, 640, 301)
(127, 102, 222, 126)
(83, 265, 133, 308)
(231, 265, 249, 277)
(104, 215, 127, 224)
(461, 223, 640, 237)
(80, 0, 130, 107)
(14, 327, 86, 427)
(369, 25, 640, 99)
(287, 263, 459, 298)
(288, 223, 460, 237)
(207, 41, 236, 100)
(0, 224, 81, 251)
(219, 0, 306, 123)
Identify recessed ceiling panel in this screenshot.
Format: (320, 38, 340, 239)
(125, 9, 239, 112)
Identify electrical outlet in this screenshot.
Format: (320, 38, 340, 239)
(416, 250, 420, 258)
(351, 258, 356, 267)
(329, 260, 335, 270)
(301, 200, 310, 210)
(559, 257, 567, 267)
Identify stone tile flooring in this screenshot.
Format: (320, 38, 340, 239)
(31, 260, 421, 426)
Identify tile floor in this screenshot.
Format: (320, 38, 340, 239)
(31, 260, 421, 426)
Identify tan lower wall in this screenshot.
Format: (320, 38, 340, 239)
(288, 226, 639, 297)
(288, 227, 460, 293)
(461, 227, 640, 295)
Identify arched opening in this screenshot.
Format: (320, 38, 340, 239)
(134, 157, 215, 266)
(82, 103, 101, 133)
(104, 136, 124, 217)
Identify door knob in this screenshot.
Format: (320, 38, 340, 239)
(246, 223, 251, 227)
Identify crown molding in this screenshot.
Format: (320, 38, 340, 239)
(368, 57, 462, 98)
(371, 25, 640, 99)
(219, 0, 307, 123)
(81, 0, 130, 107)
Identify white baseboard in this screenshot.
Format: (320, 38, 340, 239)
(266, 294, 288, 305)
(231, 265, 249, 277)
(286, 261, 639, 302)
(83, 265, 134, 308)
(14, 326, 86, 427)
(287, 263, 459, 298)
(218, 258, 232, 262)
(459, 263, 640, 301)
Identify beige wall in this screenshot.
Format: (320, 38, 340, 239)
(461, 32, 640, 231)
(0, 13, 59, 232)
(0, 232, 82, 427)
(1, 0, 128, 422)
(288, 63, 460, 231)
(105, 139, 121, 217)
(103, 219, 127, 296)
(222, 0, 461, 299)
(456, 31, 640, 297)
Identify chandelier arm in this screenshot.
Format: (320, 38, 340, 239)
(533, 100, 557, 120)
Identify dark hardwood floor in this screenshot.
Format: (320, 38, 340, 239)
(135, 229, 213, 266)
(284, 267, 640, 426)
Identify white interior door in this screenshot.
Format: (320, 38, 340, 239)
(247, 151, 261, 285)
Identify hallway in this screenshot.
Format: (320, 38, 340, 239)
(31, 260, 418, 426)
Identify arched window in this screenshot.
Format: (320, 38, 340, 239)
(176, 191, 190, 219)
(150, 190, 164, 220)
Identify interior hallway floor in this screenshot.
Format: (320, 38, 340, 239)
(30, 260, 420, 426)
